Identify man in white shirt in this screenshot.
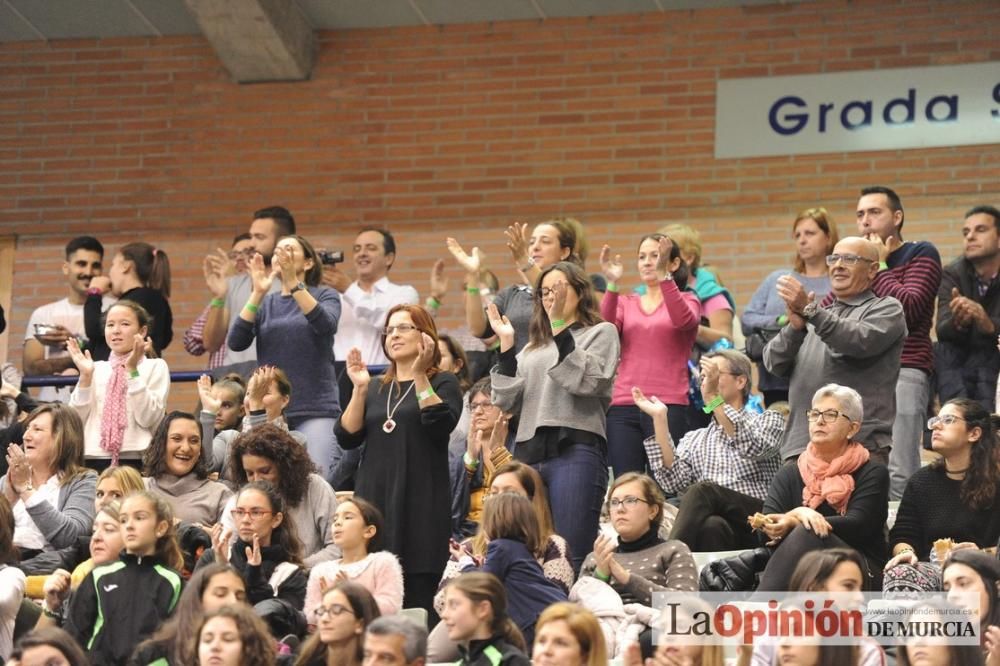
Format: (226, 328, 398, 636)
(23, 236, 114, 402)
(328, 228, 419, 367)
(200, 206, 295, 370)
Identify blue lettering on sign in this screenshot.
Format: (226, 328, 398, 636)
(768, 96, 808, 135)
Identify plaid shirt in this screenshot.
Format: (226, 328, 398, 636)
(643, 405, 784, 501)
(182, 304, 225, 370)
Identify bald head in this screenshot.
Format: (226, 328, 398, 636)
(828, 236, 880, 299)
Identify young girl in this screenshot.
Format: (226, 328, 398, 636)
(68, 301, 170, 468)
(205, 374, 246, 435)
(195, 605, 277, 666)
(131, 563, 248, 665)
(459, 492, 567, 647)
(295, 581, 381, 666)
(304, 497, 404, 623)
(442, 572, 530, 666)
(197, 480, 307, 639)
(64, 490, 184, 665)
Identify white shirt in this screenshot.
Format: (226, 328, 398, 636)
(24, 296, 114, 402)
(12, 474, 60, 551)
(333, 277, 419, 366)
(0, 564, 25, 661)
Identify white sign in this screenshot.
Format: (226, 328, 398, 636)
(715, 62, 1000, 158)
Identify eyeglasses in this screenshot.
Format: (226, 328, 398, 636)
(825, 254, 875, 267)
(470, 401, 495, 412)
(806, 409, 851, 424)
(928, 414, 967, 429)
(382, 324, 419, 336)
(608, 496, 649, 509)
(230, 508, 272, 521)
(315, 603, 354, 618)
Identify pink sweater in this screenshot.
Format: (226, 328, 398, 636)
(600, 280, 701, 406)
(304, 551, 404, 624)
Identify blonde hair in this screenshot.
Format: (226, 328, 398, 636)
(97, 465, 145, 496)
(658, 223, 702, 271)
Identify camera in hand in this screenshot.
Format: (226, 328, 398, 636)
(318, 250, 344, 266)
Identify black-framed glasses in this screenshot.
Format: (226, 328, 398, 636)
(825, 254, 875, 267)
(315, 603, 354, 618)
(382, 324, 419, 336)
(805, 409, 851, 424)
(927, 414, 967, 429)
(230, 508, 272, 521)
(608, 496, 649, 509)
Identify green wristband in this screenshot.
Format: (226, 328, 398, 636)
(702, 395, 725, 414)
(776, 314, 789, 326)
(488, 340, 501, 351)
(243, 302, 259, 314)
(129, 370, 140, 379)
(463, 451, 480, 468)
(594, 570, 611, 583)
(417, 386, 436, 401)
(210, 297, 225, 308)
(606, 282, 619, 293)
(879, 261, 888, 271)
(466, 287, 480, 294)
(550, 318, 566, 329)
(425, 296, 441, 309)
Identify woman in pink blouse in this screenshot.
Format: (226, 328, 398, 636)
(599, 235, 701, 477)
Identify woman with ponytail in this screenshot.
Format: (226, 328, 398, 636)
(85, 241, 173, 360)
(441, 572, 531, 665)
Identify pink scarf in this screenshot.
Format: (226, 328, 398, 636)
(797, 441, 870, 516)
(100, 352, 131, 465)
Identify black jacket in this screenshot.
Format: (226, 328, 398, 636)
(64, 553, 182, 666)
(195, 539, 306, 608)
(457, 636, 532, 666)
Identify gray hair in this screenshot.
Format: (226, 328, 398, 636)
(705, 349, 753, 401)
(812, 384, 863, 422)
(366, 615, 427, 663)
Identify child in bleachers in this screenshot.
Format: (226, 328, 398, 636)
(441, 572, 530, 665)
(295, 581, 381, 666)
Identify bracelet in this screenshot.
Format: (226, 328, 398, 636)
(776, 314, 789, 326)
(593, 570, 611, 583)
(425, 296, 441, 309)
(463, 452, 480, 468)
(210, 297, 225, 308)
(896, 546, 915, 555)
(520, 259, 535, 272)
(702, 395, 725, 413)
(466, 287, 480, 294)
(606, 282, 619, 293)
(243, 302, 259, 314)
(879, 261, 889, 271)
(417, 386, 436, 401)
(128, 369, 140, 379)
(550, 318, 566, 329)
(488, 340, 501, 351)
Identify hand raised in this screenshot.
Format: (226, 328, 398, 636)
(504, 222, 530, 268)
(203, 249, 230, 299)
(248, 253, 274, 296)
(125, 334, 147, 372)
(429, 259, 449, 301)
(631, 387, 667, 418)
(446, 238, 483, 276)
(211, 524, 232, 564)
(599, 245, 624, 283)
(346, 348, 371, 388)
(197, 375, 221, 414)
(656, 236, 676, 276)
(245, 534, 262, 566)
(486, 303, 515, 350)
(66, 337, 94, 378)
(410, 332, 437, 376)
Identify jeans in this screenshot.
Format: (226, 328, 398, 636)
(534, 443, 608, 573)
(668, 481, 762, 551)
(605, 404, 688, 478)
(287, 416, 339, 483)
(888, 368, 931, 500)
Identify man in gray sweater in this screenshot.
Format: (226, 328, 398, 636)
(763, 237, 907, 464)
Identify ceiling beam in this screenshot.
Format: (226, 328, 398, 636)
(183, 0, 315, 83)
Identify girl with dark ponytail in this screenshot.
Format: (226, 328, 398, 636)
(441, 572, 531, 665)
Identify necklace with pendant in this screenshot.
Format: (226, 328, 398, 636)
(383, 381, 415, 433)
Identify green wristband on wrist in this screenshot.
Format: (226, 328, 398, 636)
(129, 369, 140, 379)
(606, 282, 619, 293)
(417, 386, 436, 401)
(879, 261, 888, 271)
(776, 314, 789, 326)
(463, 452, 480, 468)
(466, 287, 480, 294)
(594, 569, 611, 582)
(425, 296, 441, 309)
(210, 297, 225, 308)
(702, 395, 725, 414)
(550, 318, 566, 329)
(243, 302, 259, 314)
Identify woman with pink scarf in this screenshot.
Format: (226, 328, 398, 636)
(68, 300, 169, 470)
(754, 383, 889, 591)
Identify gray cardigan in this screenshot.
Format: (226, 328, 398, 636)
(491, 322, 620, 443)
(1, 470, 97, 550)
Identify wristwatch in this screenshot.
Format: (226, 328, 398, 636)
(801, 301, 819, 320)
(290, 282, 307, 295)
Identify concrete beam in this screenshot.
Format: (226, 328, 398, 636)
(183, 0, 315, 83)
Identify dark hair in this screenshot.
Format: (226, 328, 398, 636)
(232, 232, 252, 245)
(0, 495, 17, 564)
(194, 605, 276, 666)
(788, 547, 868, 592)
(943, 549, 1000, 630)
(896, 600, 987, 666)
(608, 472, 665, 530)
(932, 398, 998, 510)
(481, 492, 542, 556)
(380, 304, 442, 386)
(966, 205, 1000, 232)
(358, 227, 396, 259)
(122, 490, 185, 571)
(143, 411, 208, 479)
(438, 334, 471, 393)
(527, 261, 603, 350)
(447, 573, 526, 652)
(107, 298, 152, 334)
(137, 563, 246, 665)
(277, 234, 323, 287)
(119, 242, 171, 298)
(792, 208, 840, 274)
(236, 481, 304, 565)
(229, 423, 316, 507)
(537, 218, 587, 266)
(11, 627, 90, 665)
(636, 233, 690, 290)
(253, 206, 296, 238)
(65, 235, 104, 259)
(23, 403, 89, 486)
(468, 376, 492, 406)
(296, 581, 381, 665)
(860, 185, 904, 230)
(340, 495, 386, 553)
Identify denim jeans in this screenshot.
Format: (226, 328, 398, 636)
(287, 416, 339, 483)
(534, 443, 608, 573)
(605, 404, 688, 478)
(888, 368, 931, 501)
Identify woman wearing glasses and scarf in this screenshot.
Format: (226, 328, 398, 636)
(335, 303, 462, 619)
(883, 398, 1000, 592)
(754, 383, 889, 592)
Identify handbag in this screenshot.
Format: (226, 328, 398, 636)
(744, 327, 782, 362)
(698, 547, 773, 592)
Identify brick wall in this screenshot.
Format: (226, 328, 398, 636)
(1, 0, 998, 407)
